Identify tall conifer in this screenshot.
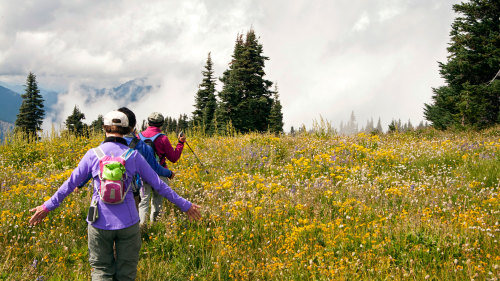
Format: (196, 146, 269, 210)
(218, 29, 274, 132)
(268, 85, 284, 134)
(424, 0, 500, 129)
(192, 52, 217, 135)
(15, 72, 45, 135)
(65, 105, 86, 136)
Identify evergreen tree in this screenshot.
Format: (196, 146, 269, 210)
(90, 114, 104, 133)
(192, 52, 218, 134)
(165, 117, 174, 133)
(364, 118, 374, 133)
(406, 119, 414, 131)
(15, 72, 45, 135)
(176, 114, 189, 133)
(268, 84, 284, 134)
(171, 118, 178, 133)
(65, 105, 86, 136)
(424, 0, 500, 129)
(215, 35, 244, 133)
(344, 111, 358, 135)
(217, 29, 274, 132)
(375, 117, 383, 133)
(388, 120, 398, 133)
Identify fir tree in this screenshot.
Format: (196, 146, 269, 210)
(90, 115, 104, 133)
(406, 119, 414, 131)
(424, 0, 500, 129)
(15, 72, 45, 135)
(364, 118, 374, 133)
(176, 114, 189, 133)
(375, 117, 383, 133)
(217, 29, 274, 132)
(192, 52, 218, 135)
(65, 105, 86, 136)
(216, 34, 245, 133)
(268, 85, 284, 134)
(343, 111, 358, 135)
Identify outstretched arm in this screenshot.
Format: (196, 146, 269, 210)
(29, 150, 94, 225)
(136, 152, 200, 219)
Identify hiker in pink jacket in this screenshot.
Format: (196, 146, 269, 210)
(138, 112, 186, 224)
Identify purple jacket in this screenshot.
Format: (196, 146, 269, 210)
(43, 141, 192, 230)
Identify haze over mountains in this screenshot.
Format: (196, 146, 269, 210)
(0, 78, 154, 139)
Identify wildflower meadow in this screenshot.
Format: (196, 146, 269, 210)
(0, 127, 499, 280)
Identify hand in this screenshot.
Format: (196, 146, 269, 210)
(29, 205, 49, 226)
(186, 204, 201, 221)
(168, 171, 176, 179)
(178, 132, 186, 143)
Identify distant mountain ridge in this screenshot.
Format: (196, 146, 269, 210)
(0, 120, 14, 140)
(0, 78, 154, 139)
(78, 78, 152, 105)
(0, 78, 152, 122)
(0, 84, 59, 122)
(0, 85, 22, 123)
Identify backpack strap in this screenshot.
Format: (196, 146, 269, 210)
(92, 147, 106, 160)
(121, 148, 135, 160)
(128, 138, 139, 149)
(138, 132, 163, 142)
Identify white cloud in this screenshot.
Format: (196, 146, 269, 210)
(378, 6, 403, 22)
(353, 12, 371, 32)
(1, 0, 461, 132)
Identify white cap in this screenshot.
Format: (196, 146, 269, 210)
(103, 111, 129, 127)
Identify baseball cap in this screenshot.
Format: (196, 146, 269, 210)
(148, 112, 164, 126)
(103, 111, 129, 127)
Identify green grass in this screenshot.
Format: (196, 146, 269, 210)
(0, 128, 499, 280)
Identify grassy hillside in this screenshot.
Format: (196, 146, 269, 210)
(0, 128, 499, 280)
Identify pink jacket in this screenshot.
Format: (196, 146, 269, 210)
(140, 126, 184, 168)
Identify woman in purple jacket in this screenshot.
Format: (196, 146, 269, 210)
(29, 110, 201, 280)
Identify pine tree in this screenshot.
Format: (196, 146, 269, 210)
(192, 52, 218, 135)
(388, 120, 398, 133)
(176, 114, 189, 133)
(217, 29, 274, 132)
(268, 85, 284, 134)
(406, 119, 414, 131)
(345, 111, 358, 135)
(375, 117, 383, 133)
(15, 72, 45, 135)
(65, 105, 86, 136)
(216, 35, 244, 133)
(165, 117, 174, 133)
(424, 0, 500, 129)
(90, 115, 104, 133)
(364, 118, 374, 133)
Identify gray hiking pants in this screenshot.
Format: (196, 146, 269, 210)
(138, 177, 168, 224)
(88, 222, 141, 281)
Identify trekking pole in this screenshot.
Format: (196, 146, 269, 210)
(180, 132, 209, 174)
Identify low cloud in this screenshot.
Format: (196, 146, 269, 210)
(1, 0, 460, 132)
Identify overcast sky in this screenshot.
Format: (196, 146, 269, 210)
(0, 0, 461, 131)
